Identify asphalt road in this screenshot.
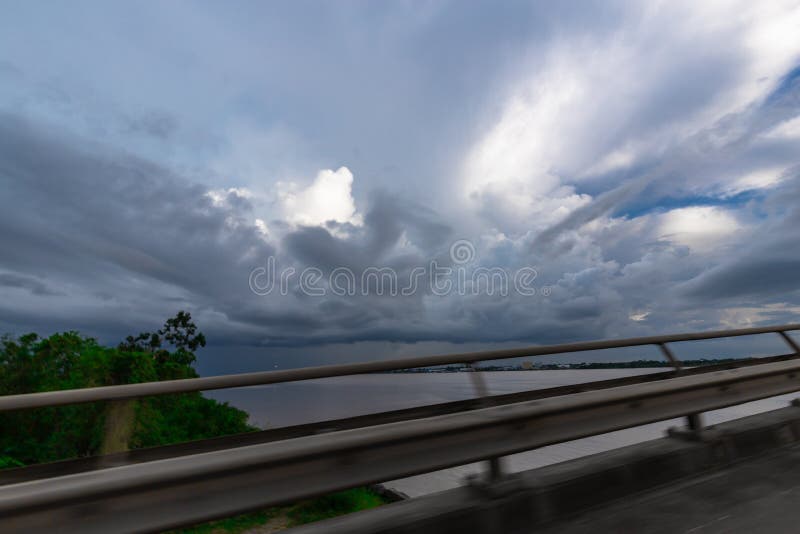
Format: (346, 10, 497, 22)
(538, 444, 800, 533)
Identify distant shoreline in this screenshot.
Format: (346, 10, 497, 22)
(385, 358, 749, 373)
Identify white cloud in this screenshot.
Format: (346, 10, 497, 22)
(580, 146, 637, 178)
(461, 0, 800, 238)
(278, 166, 361, 227)
(718, 303, 800, 329)
(763, 115, 800, 140)
(205, 187, 253, 206)
(657, 206, 741, 250)
(650, 1, 800, 136)
(462, 50, 587, 201)
(723, 167, 787, 196)
(459, 47, 616, 236)
(736, 2, 800, 104)
(254, 218, 270, 238)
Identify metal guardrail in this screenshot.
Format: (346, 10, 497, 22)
(4, 356, 800, 533)
(3, 351, 798, 488)
(1, 351, 795, 490)
(1, 323, 799, 532)
(1, 323, 799, 411)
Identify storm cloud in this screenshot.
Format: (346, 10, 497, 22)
(2, 1, 800, 368)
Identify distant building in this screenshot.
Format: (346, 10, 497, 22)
(521, 361, 534, 370)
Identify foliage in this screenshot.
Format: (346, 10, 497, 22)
(172, 488, 387, 534)
(0, 311, 386, 533)
(170, 508, 283, 534)
(119, 310, 207, 369)
(0, 312, 253, 466)
(0, 455, 23, 469)
(286, 488, 386, 526)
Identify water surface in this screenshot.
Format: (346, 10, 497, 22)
(207, 369, 798, 496)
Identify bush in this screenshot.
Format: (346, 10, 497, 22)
(0, 314, 254, 466)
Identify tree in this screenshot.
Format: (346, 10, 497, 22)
(119, 310, 207, 371)
(0, 314, 253, 467)
(160, 311, 207, 353)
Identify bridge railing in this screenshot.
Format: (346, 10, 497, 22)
(2, 324, 800, 532)
(5, 353, 800, 532)
(1, 323, 799, 412)
(2, 322, 799, 487)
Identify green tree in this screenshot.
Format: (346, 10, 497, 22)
(119, 310, 207, 371)
(0, 314, 253, 467)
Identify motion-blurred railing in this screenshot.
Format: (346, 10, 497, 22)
(1, 324, 800, 533)
(1, 323, 799, 411)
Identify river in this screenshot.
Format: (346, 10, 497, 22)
(207, 369, 798, 497)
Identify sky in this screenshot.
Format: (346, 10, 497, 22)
(2, 1, 800, 371)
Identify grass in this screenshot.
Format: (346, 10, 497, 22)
(169, 487, 388, 534)
(169, 509, 283, 534)
(286, 487, 386, 525)
(0, 455, 24, 469)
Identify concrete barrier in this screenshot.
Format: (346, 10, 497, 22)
(291, 403, 800, 534)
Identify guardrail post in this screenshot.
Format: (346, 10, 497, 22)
(658, 342, 682, 371)
(467, 363, 505, 482)
(686, 412, 704, 432)
(778, 331, 800, 354)
(659, 342, 706, 438)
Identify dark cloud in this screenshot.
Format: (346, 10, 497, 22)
(685, 257, 800, 300)
(285, 193, 452, 272)
(0, 273, 61, 296)
(0, 113, 520, 349)
(1, 3, 800, 371)
(679, 175, 800, 302)
(0, 113, 275, 341)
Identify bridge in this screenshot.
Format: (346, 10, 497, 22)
(2, 323, 800, 533)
